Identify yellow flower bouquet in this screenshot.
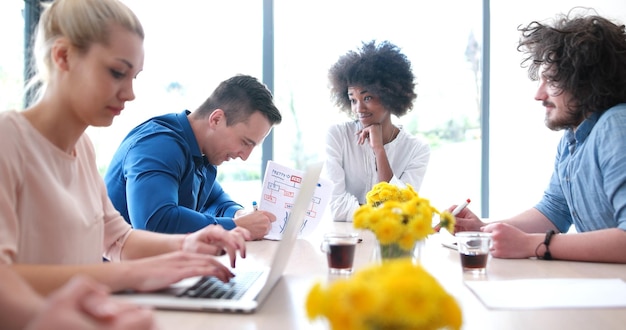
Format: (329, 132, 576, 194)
(353, 182, 455, 260)
(306, 259, 462, 330)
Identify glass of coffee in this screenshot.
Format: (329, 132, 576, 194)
(320, 232, 359, 275)
(455, 231, 492, 275)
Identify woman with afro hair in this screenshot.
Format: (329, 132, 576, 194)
(324, 40, 431, 222)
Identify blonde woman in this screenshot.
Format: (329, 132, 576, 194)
(0, 0, 249, 299)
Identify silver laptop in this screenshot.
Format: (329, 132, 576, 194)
(116, 162, 323, 313)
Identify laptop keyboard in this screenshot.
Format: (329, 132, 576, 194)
(177, 271, 264, 300)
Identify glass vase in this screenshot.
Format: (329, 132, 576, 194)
(372, 239, 423, 264)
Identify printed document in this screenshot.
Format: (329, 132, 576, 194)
(259, 161, 332, 240)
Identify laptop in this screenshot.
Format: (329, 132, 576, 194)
(116, 162, 323, 313)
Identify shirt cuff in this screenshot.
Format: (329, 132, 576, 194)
(215, 217, 236, 230)
(104, 228, 132, 262)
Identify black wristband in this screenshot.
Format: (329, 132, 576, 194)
(535, 230, 556, 260)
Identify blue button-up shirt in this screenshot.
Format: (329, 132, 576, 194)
(535, 104, 626, 233)
(104, 110, 241, 233)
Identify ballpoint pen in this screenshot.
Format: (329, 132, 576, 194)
(451, 198, 471, 216)
(252, 201, 258, 211)
(437, 198, 472, 240)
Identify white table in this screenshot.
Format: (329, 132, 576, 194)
(154, 222, 626, 330)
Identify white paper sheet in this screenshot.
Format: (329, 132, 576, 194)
(259, 161, 333, 240)
(465, 278, 626, 309)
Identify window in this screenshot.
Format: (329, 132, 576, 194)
(89, 0, 264, 176)
(272, 0, 483, 213)
(0, 1, 24, 111)
(5, 0, 626, 220)
(110, 1, 483, 214)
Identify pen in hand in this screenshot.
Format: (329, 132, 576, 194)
(434, 198, 471, 232)
(451, 198, 471, 216)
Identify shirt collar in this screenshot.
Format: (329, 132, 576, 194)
(176, 110, 209, 166)
(565, 112, 600, 154)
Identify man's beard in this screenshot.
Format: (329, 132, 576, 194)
(544, 111, 582, 131)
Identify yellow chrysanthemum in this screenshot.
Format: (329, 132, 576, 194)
(438, 211, 456, 233)
(306, 260, 463, 330)
(305, 282, 326, 320)
(354, 182, 447, 252)
(366, 182, 406, 206)
(352, 205, 372, 229)
(406, 213, 435, 239)
(397, 232, 418, 250)
(399, 184, 418, 201)
(372, 216, 404, 244)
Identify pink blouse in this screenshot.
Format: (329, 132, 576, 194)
(0, 111, 132, 264)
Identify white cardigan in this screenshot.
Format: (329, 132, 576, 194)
(323, 121, 431, 221)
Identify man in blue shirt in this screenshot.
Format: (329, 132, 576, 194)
(452, 10, 626, 263)
(105, 75, 282, 240)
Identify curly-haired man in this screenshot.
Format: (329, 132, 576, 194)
(453, 9, 626, 263)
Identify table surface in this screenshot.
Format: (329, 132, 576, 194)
(153, 222, 626, 330)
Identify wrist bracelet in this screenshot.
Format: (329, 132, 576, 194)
(535, 229, 556, 260)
